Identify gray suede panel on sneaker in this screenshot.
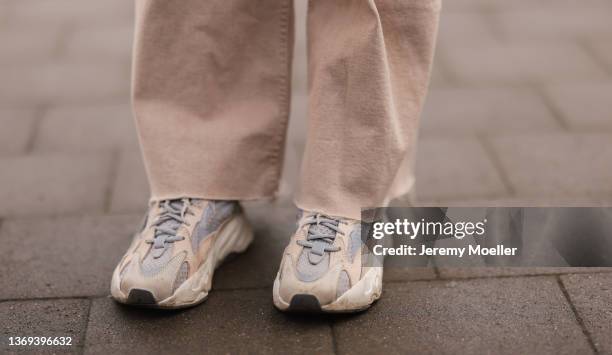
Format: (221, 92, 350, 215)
(296, 250, 330, 282)
(336, 270, 351, 298)
(348, 224, 362, 262)
(191, 201, 236, 253)
(140, 243, 175, 277)
(172, 261, 190, 292)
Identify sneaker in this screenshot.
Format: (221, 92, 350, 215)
(110, 198, 253, 309)
(273, 211, 383, 313)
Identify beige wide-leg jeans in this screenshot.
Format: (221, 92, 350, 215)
(133, 0, 441, 220)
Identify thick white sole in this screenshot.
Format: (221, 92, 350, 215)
(111, 213, 254, 309)
(272, 267, 383, 313)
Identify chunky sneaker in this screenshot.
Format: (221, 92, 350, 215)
(273, 211, 383, 313)
(110, 199, 253, 309)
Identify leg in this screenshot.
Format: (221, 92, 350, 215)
(274, 0, 441, 313)
(133, 0, 294, 200)
(111, 0, 294, 309)
(297, 0, 441, 219)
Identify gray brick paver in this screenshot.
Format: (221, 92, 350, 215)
(490, 133, 612, 197)
(440, 267, 612, 279)
(84, 293, 334, 354)
(0, 299, 90, 353)
(33, 104, 137, 153)
(447, 0, 612, 11)
(0, 60, 129, 106)
(487, 0, 612, 11)
(333, 277, 592, 354)
(561, 273, 612, 354)
(443, 42, 608, 85)
(8, 0, 134, 27)
(0, 214, 140, 300)
(63, 25, 133, 62)
(436, 12, 500, 47)
(588, 40, 612, 73)
(415, 138, 508, 201)
(0, 28, 62, 64)
(496, 9, 612, 41)
(421, 87, 560, 136)
(0, 108, 38, 156)
(0, 154, 113, 217)
(545, 82, 612, 130)
(109, 150, 149, 214)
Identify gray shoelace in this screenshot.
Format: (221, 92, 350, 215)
(146, 199, 195, 258)
(297, 214, 345, 264)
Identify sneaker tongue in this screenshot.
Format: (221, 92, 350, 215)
(159, 200, 185, 231)
(308, 223, 336, 239)
(158, 219, 180, 232)
(168, 199, 184, 210)
(305, 224, 334, 264)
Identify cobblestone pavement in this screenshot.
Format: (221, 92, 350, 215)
(1, 0, 612, 354)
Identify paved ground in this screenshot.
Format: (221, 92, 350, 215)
(1, 0, 612, 353)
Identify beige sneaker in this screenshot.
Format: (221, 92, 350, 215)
(110, 199, 253, 309)
(273, 211, 383, 313)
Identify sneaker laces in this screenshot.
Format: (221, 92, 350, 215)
(297, 214, 345, 264)
(146, 198, 196, 258)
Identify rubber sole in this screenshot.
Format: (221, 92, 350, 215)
(273, 267, 383, 314)
(282, 295, 376, 314)
(288, 294, 322, 312)
(127, 289, 156, 305)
